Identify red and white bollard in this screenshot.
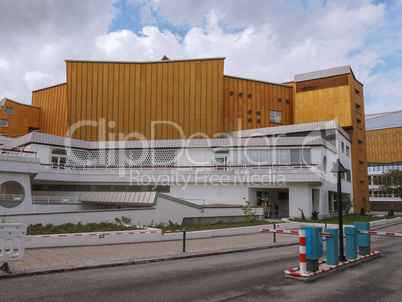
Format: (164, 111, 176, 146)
(299, 230, 307, 274)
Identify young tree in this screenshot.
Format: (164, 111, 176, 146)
(378, 169, 402, 200)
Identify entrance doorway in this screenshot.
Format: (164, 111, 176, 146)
(254, 189, 289, 219)
(256, 191, 270, 218)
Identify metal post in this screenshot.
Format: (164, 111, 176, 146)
(324, 218, 327, 229)
(331, 159, 347, 262)
(273, 224, 276, 243)
(182, 228, 186, 253)
(337, 166, 346, 262)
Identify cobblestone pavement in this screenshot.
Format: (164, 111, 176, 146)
(7, 232, 298, 275)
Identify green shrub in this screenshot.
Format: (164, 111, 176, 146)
(115, 216, 132, 225)
(311, 211, 319, 220)
(241, 198, 257, 223)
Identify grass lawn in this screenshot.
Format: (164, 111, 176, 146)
(27, 222, 139, 235)
(154, 220, 275, 232)
(26, 220, 275, 235)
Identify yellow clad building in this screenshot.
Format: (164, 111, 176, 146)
(0, 57, 369, 212)
(366, 110, 402, 212)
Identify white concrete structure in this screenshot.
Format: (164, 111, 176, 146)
(0, 120, 353, 224)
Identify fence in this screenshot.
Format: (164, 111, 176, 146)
(0, 222, 27, 273)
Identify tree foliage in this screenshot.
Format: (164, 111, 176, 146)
(378, 169, 402, 199)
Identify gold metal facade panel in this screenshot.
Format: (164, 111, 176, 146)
(32, 84, 68, 137)
(223, 77, 293, 132)
(366, 127, 402, 163)
(0, 99, 40, 136)
(66, 59, 224, 141)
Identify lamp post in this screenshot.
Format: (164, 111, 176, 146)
(331, 159, 347, 262)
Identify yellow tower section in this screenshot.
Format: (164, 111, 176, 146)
(292, 66, 369, 213)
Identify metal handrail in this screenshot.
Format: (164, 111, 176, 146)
(39, 162, 321, 172)
(0, 194, 25, 201)
(32, 196, 80, 204)
(0, 147, 37, 157)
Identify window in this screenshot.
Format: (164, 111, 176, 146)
(341, 142, 345, 153)
(323, 156, 327, 172)
(346, 146, 350, 157)
(0, 119, 8, 127)
(346, 169, 351, 182)
(28, 127, 39, 133)
(270, 111, 282, 123)
(4, 107, 13, 115)
(51, 148, 67, 169)
(214, 150, 228, 170)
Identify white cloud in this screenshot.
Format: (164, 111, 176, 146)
(0, 0, 400, 114)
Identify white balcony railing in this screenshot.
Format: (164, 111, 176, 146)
(39, 162, 322, 174)
(0, 194, 25, 201)
(32, 196, 80, 204)
(0, 147, 37, 157)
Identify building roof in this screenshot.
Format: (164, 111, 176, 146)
(293, 65, 363, 86)
(3, 121, 339, 153)
(224, 75, 292, 88)
(64, 57, 226, 64)
(0, 98, 40, 109)
(365, 110, 402, 131)
(294, 65, 351, 82)
(79, 192, 156, 207)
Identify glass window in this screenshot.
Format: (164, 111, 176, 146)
(4, 107, 13, 115)
(0, 119, 8, 127)
(341, 142, 345, 153)
(346, 146, 350, 157)
(52, 148, 67, 155)
(346, 169, 351, 182)
(270, 111, 282, 123)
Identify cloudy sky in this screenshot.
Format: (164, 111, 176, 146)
(1, 0, 401, 114)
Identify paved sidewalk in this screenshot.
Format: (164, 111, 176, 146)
(2, 232, 299, 278)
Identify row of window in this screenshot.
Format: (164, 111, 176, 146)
(368, 175, 393, 185)
(340, 142, 350, 157)
(369, 190, 399, 198)
(368, 163, 402, 172)
(213, 148, 312, 167)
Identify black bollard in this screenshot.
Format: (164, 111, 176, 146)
(182, 228, 186, 252)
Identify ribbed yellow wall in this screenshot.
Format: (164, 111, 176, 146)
(223, 77, 293, 132)
(294, 79, 352, 127)
(347, 77, 369, 212)
(366, 127, 402, 163)
(66, 59, 225, 141)
(32, 84, 68, 137)
(0, 99, 40, 136)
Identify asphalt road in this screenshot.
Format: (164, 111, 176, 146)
(1, 224, 401, 302)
